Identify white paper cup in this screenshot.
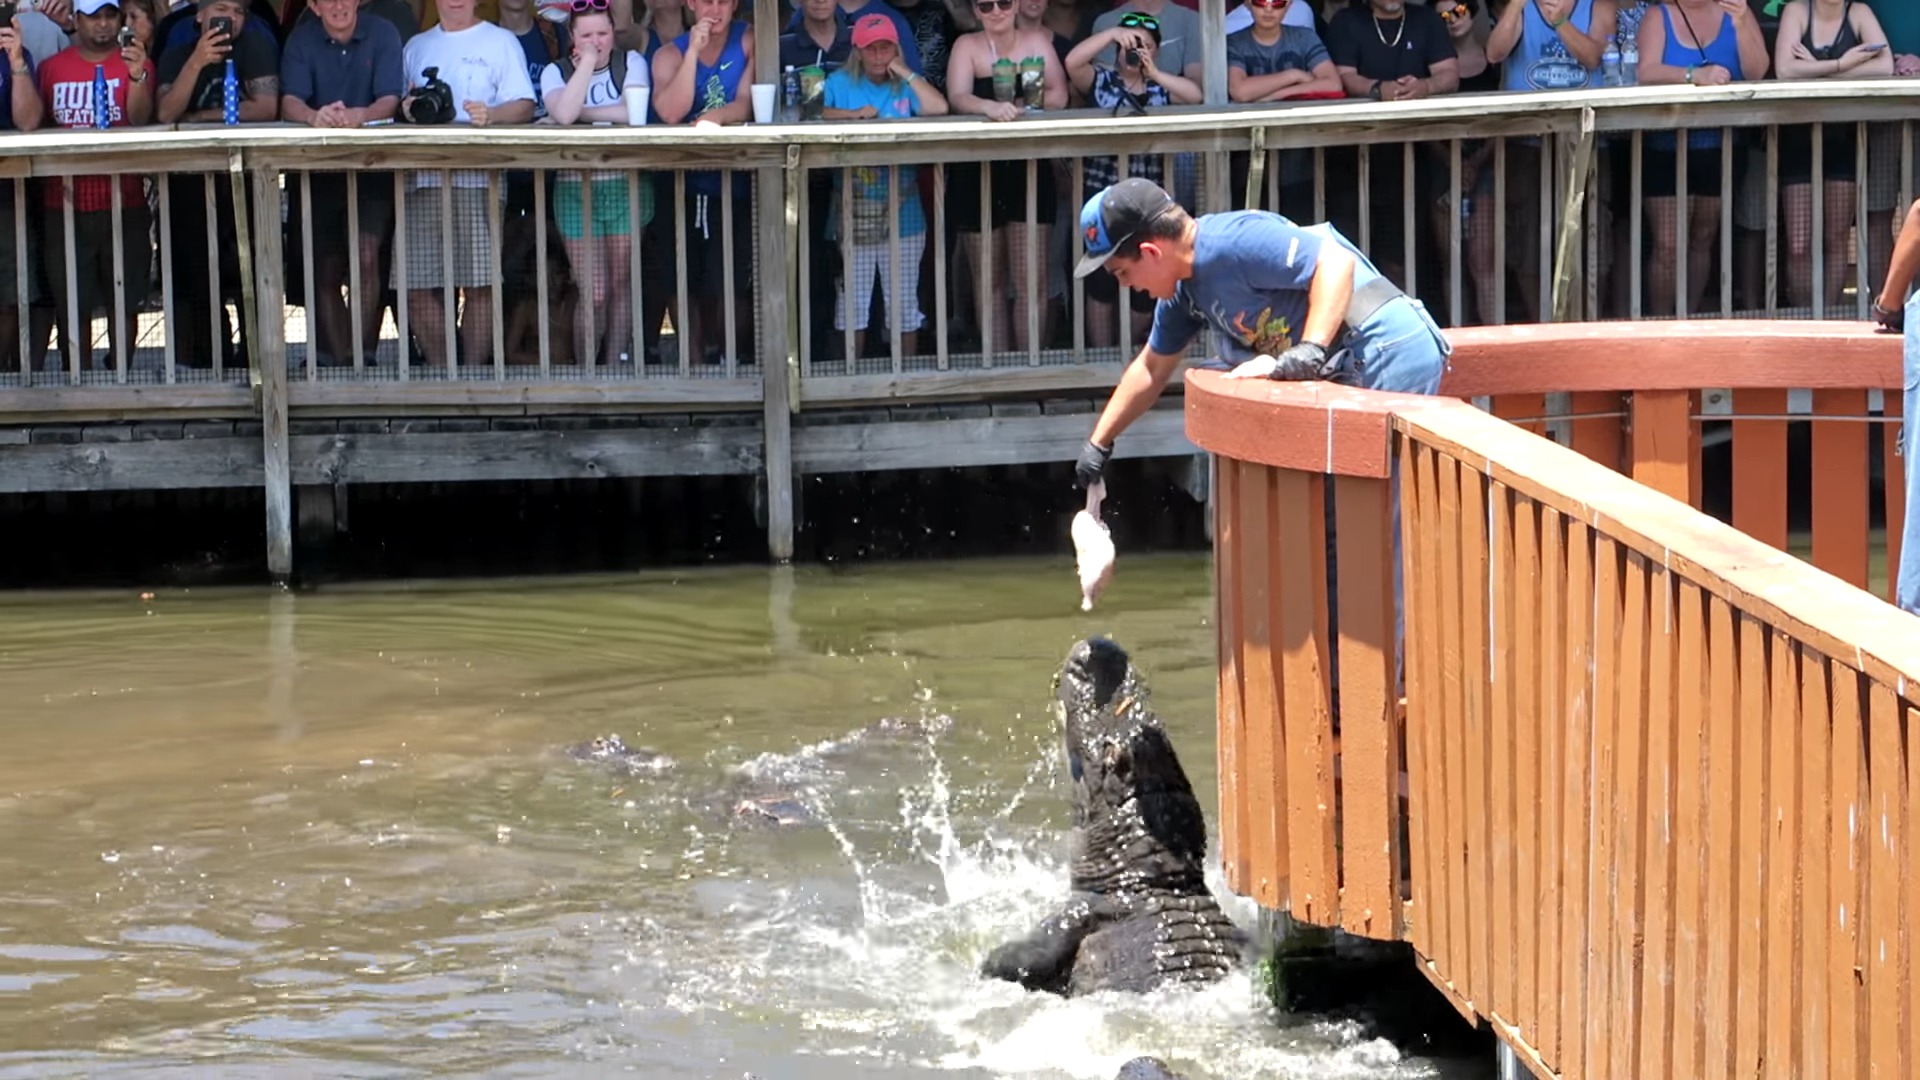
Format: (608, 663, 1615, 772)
(623, 86, 650, 126)
(750, 83, 776, 124)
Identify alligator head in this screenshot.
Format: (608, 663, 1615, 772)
(1054, 637, 1210, 895)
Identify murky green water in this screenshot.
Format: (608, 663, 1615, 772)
(0, 554, 1474, 1079)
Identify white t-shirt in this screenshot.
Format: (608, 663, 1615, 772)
(402, 21, 536, 188)
(539, 51, 648, 181)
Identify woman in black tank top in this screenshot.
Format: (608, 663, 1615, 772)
(1771, 0, 1893, 309)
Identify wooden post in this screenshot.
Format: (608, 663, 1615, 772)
(759, 147, 796, 561)
(246, 159, 293, 582)
(1199, 0, 1229, 215)
(1627, 389, 1692, 506)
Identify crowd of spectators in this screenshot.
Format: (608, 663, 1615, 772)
(0, 0, 1911, 371)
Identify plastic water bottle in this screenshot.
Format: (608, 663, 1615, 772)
(1601, 42, 1623, 87)
(780, 65, 800, 123)
(1621, 36, 1639, 85)
(92, 63, 110, 128)
(221, 58, 238, 125)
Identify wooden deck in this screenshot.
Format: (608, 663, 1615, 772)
(1188, 323, 1917, 1079)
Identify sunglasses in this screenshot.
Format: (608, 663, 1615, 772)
(570, 0, 609, 11)
(1117, 11, 1159, 31)
(1249, 0, 1289, 7)
(975, 0, 1013, 11)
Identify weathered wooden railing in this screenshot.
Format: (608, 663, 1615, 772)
(1189, 353, 1919, 1077)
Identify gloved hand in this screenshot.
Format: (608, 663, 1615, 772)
(1267, 341, 1335, 381)
(1075, 439, 1112, 490)
(1874, 296, 1905, 333)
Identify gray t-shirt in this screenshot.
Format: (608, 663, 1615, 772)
(1090, 1, 1202, 77)
(1225, 24, 1329, 78)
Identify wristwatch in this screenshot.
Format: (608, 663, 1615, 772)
(1368, 80, 1382, 101)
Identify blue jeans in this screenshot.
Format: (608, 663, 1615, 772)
(1898, 292, 1920, 615)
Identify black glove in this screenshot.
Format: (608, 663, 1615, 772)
(1074, 439, 1112, 490)
(1267, 341, 1335, 381)
(1874, 297, 1905, 333)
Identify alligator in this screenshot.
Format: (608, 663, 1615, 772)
(1114, 1059, 1186, 1080)
(567, 733, 675, 776)
(981, 636, 1244, 996)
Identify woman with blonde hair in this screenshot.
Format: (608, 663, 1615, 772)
(822, 14, 948, 358)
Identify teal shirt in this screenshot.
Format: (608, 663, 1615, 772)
(1869, 0, 1920, 55)
(822, 68, 925, 240)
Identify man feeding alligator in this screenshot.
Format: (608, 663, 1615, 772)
(1067, 177, 1450, 666)
(981, 637, 1243, 996)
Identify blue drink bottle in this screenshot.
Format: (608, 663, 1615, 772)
(92, 63, 110, 128)
(221, 58, 238, 125)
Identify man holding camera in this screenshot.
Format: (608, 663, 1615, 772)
(37, 0, 153, 369)
(394, 0, 532, 369)
(156, 0, 279, 369)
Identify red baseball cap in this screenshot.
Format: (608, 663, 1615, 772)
(851, 13, 899, 49)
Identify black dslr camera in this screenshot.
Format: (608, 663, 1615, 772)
(403, 66, 456, 125)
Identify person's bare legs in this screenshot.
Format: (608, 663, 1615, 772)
(564, 235, 597, 366)
(459, 289, 493, 366)
(960, 228, 1006, 354)
(602, 235, 633, 364)
(409, 289, 447, 369)
(1823, 180, 1859, 312)
(312, 250, 352, 364)
(1683, 196, 1720, 315)
(355, 232, 385, 360)
(1003, 221, 1050, 354)
(1646, 195, 1681, 317)
(1087, 294, 1117, 349)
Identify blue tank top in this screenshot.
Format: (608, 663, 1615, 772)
(673, 21, 752, 196)
(1501, 0, 1603, 91)
(1652, 5, 1742, 149)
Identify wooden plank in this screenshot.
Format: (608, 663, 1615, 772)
(1488, 393, 1547, 437)
(1670, 582, 1710, 1080)
(1810, 390, 1871, 588)
(1629, 389, 1694, 506)
(1731, 389, 1791, 551)
(0, 387, 255, 417)
(1560, 518, 1593, 1077)
(1586, 535, 1623, 1078)
(1703, 596, 1739, 1080)
(1762, 630, 1801, 1080)
(1607, 549, 1651, 1078)
(1334, 474, 1398, 939)
(250, 168, 292, 581)
(793, 409, 1195, 475)
(1438, 452, 1471, 1005)
(1276, 468, 1336, 924)
(1637, 565, 1679, 1080)
(1828, 663, 1867, 1079)
(0, 437, 269, 490)
(1510, 494, 1542, 1051)
(1489, 481, 1518, 1028)
(798, 364, 1155, 406)
(289, 427, 765, 484)
(1237, 461, 1284, 909)
(1408, 443, 1447, 957)
(1215, 456, 1247, 895)
(286, 381, 763, 410)
(1382, 403, 1920, 703)
(1908, 703, 1919, 1080)
(1866, 682, 1907, 1078)
(1461, 463, 1493, 1015)
(1537, 506, 1566, 1065)
(1798, 650, 1832, 1080)
(1732, 614, 1769, 1080)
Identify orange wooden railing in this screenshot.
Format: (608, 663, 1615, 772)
(1186, 340, 1918, 1079)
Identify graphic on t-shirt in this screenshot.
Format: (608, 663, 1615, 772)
(49, 77, 123, 126)
(1227, 304, 1294, 356)
(700, 61, 733, 114)
(1524, 39, 1590, 89)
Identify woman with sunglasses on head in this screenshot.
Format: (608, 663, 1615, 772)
(541, 0, 652, 367)
(819, 14, 946, 359)
(945, 0, 1066, 355)
(1065, 11, 1197, 349)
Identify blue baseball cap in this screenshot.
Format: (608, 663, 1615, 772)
(1074, 177, 1177, 278)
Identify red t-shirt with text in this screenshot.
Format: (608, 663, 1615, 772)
(38, 48, 153, 212)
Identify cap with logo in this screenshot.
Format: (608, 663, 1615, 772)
(74, 0, 125, 15)
(851, 13, 899, 48)
(1074, 177, 1177, 278)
